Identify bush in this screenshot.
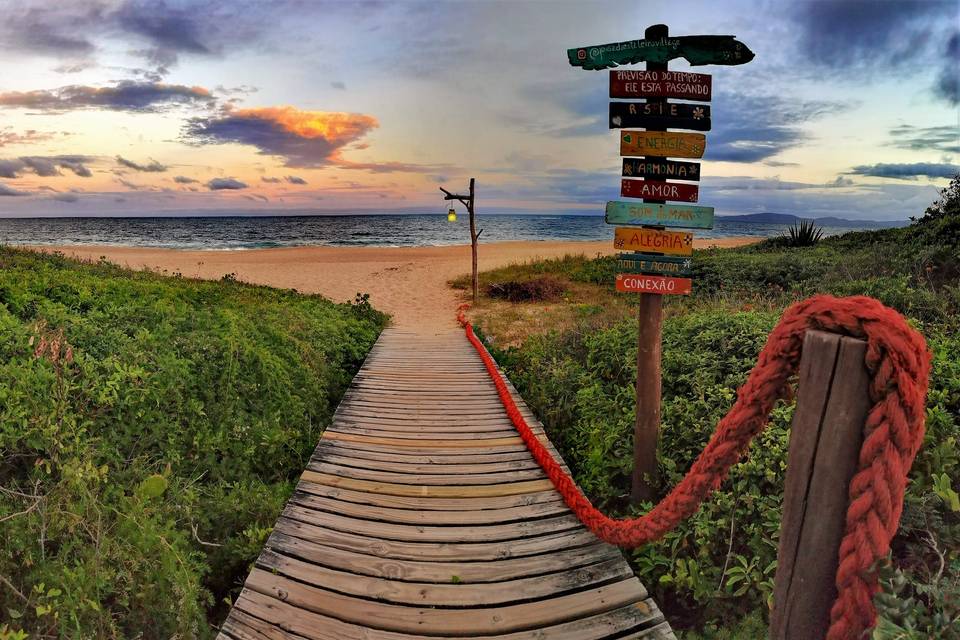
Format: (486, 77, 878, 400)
(0, 247, 387, 637)
(486, 275, 566, 302)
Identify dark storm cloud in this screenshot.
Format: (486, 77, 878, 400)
(706, 93, 848, 163)
(285, 175, 307, 184)
(173, 175, 197, 183)
(888, 124, 960, 154)
(0, 155, 94, 178)
(934, 32, 959, 105)
(207, 177, 247, 190)
(114, 1, 212, 55)
(849, 162, 959, 180)
(117, 155, 167, 172)
(0, 81, 214, 112)
(0, 182, 30, 196)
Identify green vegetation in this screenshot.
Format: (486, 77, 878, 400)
(470, 178, 960, 638)
(0, 248, 387, 638)
(778, 218, 824, 247)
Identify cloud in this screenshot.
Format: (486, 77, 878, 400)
(888, 124, 960, 154)
(0, 81, 214, 112)
(285, 175, 307, 184)
(934, 32, 959, 105)
(706, 93, 848, 162)
(0, 128, 56, 147)
(243, 193, 269, 202)
(848, 162, 959, 180)
(51, 192, 79, 202)
(336, 160, 447, 174)
(0, 155, 94, 178)
(173, 175, 197, 183)
(331, 81, 346, 90)
(261, 176, 281, 183)
(0, 182, 30, 196)
(0, 4, 100, 57)
(117, 155, 167, 172)
(184, 105, 379, 167)
(207, 177, 247, 190)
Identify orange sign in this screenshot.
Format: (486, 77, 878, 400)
(613, 226, 693, 256)
(616, 273, 692, 295)
(620, 131, 706, 158)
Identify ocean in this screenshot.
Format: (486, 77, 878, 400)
(0, 214, 879, 250)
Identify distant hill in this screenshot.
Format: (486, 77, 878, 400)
(716, 212, 907, 228)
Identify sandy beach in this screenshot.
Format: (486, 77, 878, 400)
(35, 238, 758, 330)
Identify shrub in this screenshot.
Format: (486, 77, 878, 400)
(486, 275, 566, 302)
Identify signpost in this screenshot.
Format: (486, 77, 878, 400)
(610, 69, 712, 101)
(620, 131, 706, 158)
(605, 201, 714, 229)
(621, 179, 699, 202)
(609, 102, 711, 131)
(568, 23, 753, 503)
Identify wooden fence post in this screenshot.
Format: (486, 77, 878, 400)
(770, 330, 872, 640)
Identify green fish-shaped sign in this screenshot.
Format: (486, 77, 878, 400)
(568, 35, 754, 70)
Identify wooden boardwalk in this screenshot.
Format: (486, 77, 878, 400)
(218, 327, 675, 639)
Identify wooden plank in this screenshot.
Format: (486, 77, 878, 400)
(568, 35, 754, 70)
(304, 461, 545, 486)
(620, 130, 705, 158)
(621, 179, 699, 202)
(244, 569, 647, 635)
(770, 332, 871, 640)
(312, 451, 541, 474)
(610, 102, 710, 131)
(300, 470, 554, 497)
(613, 227, 693, 256)
(606, 201, 714, 229)
(616, 274, 692, 295)
(622, 158, 700, 181)
(617, 254, 693, 277)
(321, 431, 525, 449)
(311, 441, 536, 465)
(610, 69, 712, 101)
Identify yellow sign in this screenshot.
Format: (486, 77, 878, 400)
(620, 131, 706, 158)
(613, 227, 693, 256)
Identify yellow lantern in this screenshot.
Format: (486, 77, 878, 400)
(447, 208, 457, 222)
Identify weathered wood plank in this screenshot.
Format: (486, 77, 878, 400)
(300, 471, 554, 497)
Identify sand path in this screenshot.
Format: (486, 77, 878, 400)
(36, 238, 756, 331)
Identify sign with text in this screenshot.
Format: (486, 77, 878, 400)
(605, 201, 714, 229)
(609, 102, 711, 131)
(614, 227, 693, 256)
(616, 273, 692, 295)
(568, 35, 755, 70)
(620, 131, 706, 158)
(617, 253, 693, 276)
(610, 70, 712, 101)
(623, 158, 700, 181)
(621, 179, 699, 202)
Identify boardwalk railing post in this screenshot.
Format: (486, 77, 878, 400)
(770, 330, 872, 640)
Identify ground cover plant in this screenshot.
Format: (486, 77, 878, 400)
(464, 178, 960, 639)
(0, 248, 387, 638)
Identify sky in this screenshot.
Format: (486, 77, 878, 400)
(0, 0, 956, 220)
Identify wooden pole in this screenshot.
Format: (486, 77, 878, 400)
(631, 23, 669, 504)
(770, 330, 871, 640)
(468, 178, 478, 303)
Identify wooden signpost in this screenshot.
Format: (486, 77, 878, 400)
(605, 201, 714, 229)
(568, 24, 753, 504)
(622, 158, 700, 181)
(620, 131, 706, 158)
(621, 179, 699, 202)
(609, 102, 711, 131)
(610, 70, 712, 101)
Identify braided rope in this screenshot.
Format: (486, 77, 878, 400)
(457, 294, 930, 640)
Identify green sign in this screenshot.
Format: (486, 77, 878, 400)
(617, 253, 693, 277)
(606, 201, 715, 230)
(568, 35, 755, 70)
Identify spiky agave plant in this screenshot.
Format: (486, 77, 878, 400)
(784, 219, 824, 247)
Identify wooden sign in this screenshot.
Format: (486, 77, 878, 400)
(623, 158, 700, 181)
(621, 179, 699, 202)
(568, 35, 755, 70)
(605, 201, 714, 229)
(620, 131, 705, 158)
(610, 70, 712, 101)
(617, 253, 692, 276)
(613, 227, 693, 256)
(610, 102, 710, 131)
(616, 273, 692, 295)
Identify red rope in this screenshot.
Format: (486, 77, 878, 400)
(457, 295, 930, 640)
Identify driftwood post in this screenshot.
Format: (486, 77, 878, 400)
(631, 23, 669, 504)
(440, 178, 481, 303)
(770, 330, 872, 639)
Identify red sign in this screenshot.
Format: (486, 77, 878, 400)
(610, 70, 712, 101)
(616, 273, 692, 295)
(621, 179, 699, 203)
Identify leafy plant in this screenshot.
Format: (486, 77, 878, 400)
(782, 219, 824, 247)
